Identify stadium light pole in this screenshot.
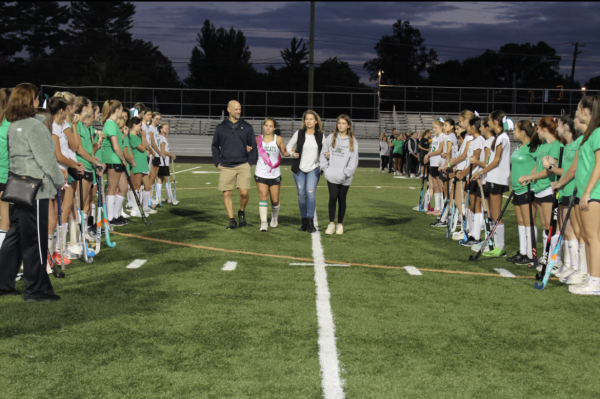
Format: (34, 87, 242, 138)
(308, 1, 315, 110)
(378, 70, 383, 121)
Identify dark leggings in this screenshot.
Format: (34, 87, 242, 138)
(327, 181, 350, 223)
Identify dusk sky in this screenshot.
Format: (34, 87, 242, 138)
(130, 1, 600, 87)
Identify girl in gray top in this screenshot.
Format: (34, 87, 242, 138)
(0, 83, 66, 302)
(320, 114, 359, 235)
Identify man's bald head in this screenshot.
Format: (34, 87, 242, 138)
(227, 100, 242, 123)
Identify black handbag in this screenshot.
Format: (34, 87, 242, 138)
(1, 171, 43, 207)
(0, 133, 43, 207)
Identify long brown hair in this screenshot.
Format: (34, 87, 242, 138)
(101, 100, 122, 124)
(5, 83, 39, 122)
(36, 107, 53, 133)
(580, 96, 600, 145)
(516, 120, 542, 152)
(0, 87, 13, 122)
(538, 116, 565, 145)
(331, 114, 355, 152)
(301, 110, 323, 132)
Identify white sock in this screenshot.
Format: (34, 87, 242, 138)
(272, 204, 280, 220)
(60, 222, 68, 252)
(156, 183, 162, 200)
(542, 229, 548, 252)
(48, 234, 55, 255)
(166, 182, 172, 200)
(563, 240, 571, 267)
(567, 240, 579, 269)
(518, 225, 527, 255)
(142, 191, 151, 211)
(525, 228, 533, 259)
(494, 223, 505, 251)
(68, 219, 78, 246)
(106, 195, 115, 221)
(580, 243, 588, 274)
(0, 230, 6, 248)
(473, 213, 482, 240)
(259, 200, 268, 223)
(589, 276, 600, 286)
(114, 195, 126, 220)
(434, 193, 440, 210)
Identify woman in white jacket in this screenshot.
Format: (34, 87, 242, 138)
(320, 114, 359, 235)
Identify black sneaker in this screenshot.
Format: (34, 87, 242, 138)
(110, 217, 127, 226)
(226, 218, 238, 230)
(432, 221, 448, 228)
(0, 289, 21, 296)
(463, 238, 481, 247)
(507, 251, 522, 262)
(117, 216, 130, 225)
(238, 211, 247, 227)
(510, 253, 528, 264)
(24, 292, 61, 302)
(514, 255, 535, 266)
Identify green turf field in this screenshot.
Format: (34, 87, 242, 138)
(2, 163, 600, 398)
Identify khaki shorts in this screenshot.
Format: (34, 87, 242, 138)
(218, 163, 251, 191)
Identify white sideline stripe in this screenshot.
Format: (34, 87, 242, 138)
(172, 166, 202, 174)
(404, 266, 422, 276)
(222, 261, 237, 271)
(409, 187, 415, 189)
(494, 268, 515, 278)
(311, 212, 345, 399)
(126, 259, 147, 269)
(375, 186, 381, 189)
(192, 171, 219, 174)
(289, 263, 350, 267)
(503, 195, 509, 199)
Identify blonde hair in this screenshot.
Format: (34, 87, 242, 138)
(432, 120, 443, 128)
(301, 110, 323, 132)
(75, 96, 91, 114)
(331, 114, 355, 152)
(53, 91, 76, 123)
(80, 111, 94, 124)
(101, 99, 122, 124)
(459, 110, 475, 121)
(117, 117, 126, 129)
(158, 122, 169, 133)
(379, 132, 387, 141)
(152, 112, 161, 119)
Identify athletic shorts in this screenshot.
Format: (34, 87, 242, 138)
(393, 153, 402, 159)
(429, 166, 440, 178)
(483, 182, 509, 194)
(158, 166, 170, 177)
(255, 175, 282, 186)
(534, 193, 555, 204)
(106, 163, 125, 173)
(475, 186, 490, 199)
(67, 167, 82, 181)
(152, 157, 161, 167)
(513, 192, 533, 206)
(0, 183, 6, 192)
(218, 163, 251, 191)
(82, 171, 94, 183)
(464, 180, 478, 193)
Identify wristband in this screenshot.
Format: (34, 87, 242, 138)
(548, 165, 554, 172)
(448, 163, 451, 168)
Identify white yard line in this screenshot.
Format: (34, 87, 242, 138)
(172, 166, 203, 174)
(312, 212, 345, 399)
(494, 268, 515, 278)
(221, 261, 237, 271)
(404, 266, 422, 276)
(289, 263, 350, 267)
(126, 259, 146, 269)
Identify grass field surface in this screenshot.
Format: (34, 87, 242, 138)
(1, 163, 599, 398)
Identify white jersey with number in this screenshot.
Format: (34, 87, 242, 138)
(485, 132, 511, 186)
(157, 135, 170, 166)
(467, 136, 485, 175)
(255, 135, 281, 179)
(430, 134, 442, 167)
(456, 135, 473, 171)
(53, 122, 71, 170)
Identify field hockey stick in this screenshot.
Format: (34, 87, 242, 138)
(469, 190, 515, 261)
(171, 157, 177, 201)
(94, 168, 102, 254)
(537, 147, 564, 278)
(438, 174, 451, 222)
(535, 188, 577, 289)
(98, 171, 116, 247)
(478, 180, 495, 251)
(47, 248, 65, 278)
(125, 169, 152, 225)
(447, 178, 457, 238)
(422, 167, 430, 212)
(56, 189, 65, 271)
(527, 183, 538, 269)
(78, 181, 95, 262)
(461, 165, 473, 242)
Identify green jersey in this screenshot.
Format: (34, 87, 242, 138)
(101, 119, 122, 164)
(575, 128, 600, 199)
(0, 119, 10, 184)
(561, 136, 582, 198)
(130, 133, 149, 174)
(75, 122, 95, 172)
(511, 142, 539, 194)
(392, 139, 404, 154)
(532, 140, 563, 193)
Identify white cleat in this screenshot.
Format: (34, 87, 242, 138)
(325, 223, 335, 235)
(260, 222, 268, 232)
(270, 217, 278, 228)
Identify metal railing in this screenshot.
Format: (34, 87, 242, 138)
(380, 85, 597, 116)
(40, 85, 379, 121)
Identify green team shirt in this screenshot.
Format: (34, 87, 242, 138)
(0, 119, 10, 184)
(392, 139, 404, 154)
(561, 136, 582, 198)
(575, 128, 600, 199)
(533, 140, 563, 193)
(75, 122, 95, 171)
(93, 131, 103, 163)
(122, 135, 131, 173)
(511, 142, 539, 194)
(101, 119, 122, 164)
(130, 133, 149, 174)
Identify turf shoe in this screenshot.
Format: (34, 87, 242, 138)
(569, 280, 600, 295)
(325, 223, 336, 235)
(452, 230, 464, 240)
(510, 253, 529, 264)
(460, 237, 479, 247)
(514, 256, 535, 266)
(565, 271, 586, 285)
(559, 268, 577, 283)
(551, 261, 563, 275)
(260, 222, 268, 232)
(238, 210, 247, 227)
(110, 217, 127, 227)
(53, 252, 71, 265)
(24, 292, 61, 302)
(270, 217, 278, 228)
(482, 247, 507, 257)
(226, 218, 237, 230)
(506, 252, 522, 262)
(472, 241, 492, 253)
(336, 224, 344, 235)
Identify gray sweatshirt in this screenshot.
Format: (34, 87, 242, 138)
(319, 134, 359, 186)
(7, 115, 65, 199)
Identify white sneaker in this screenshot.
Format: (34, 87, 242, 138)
(166, 198, 172, 204)
(472, 241, 491, 252)
(412, 205, 420, 211)
(336, 224, 344, 235)
(411, 174, 416, 178)
(151, 199, 159, 206)
(550, 261, 563, 275)
(260, 222, 268, 232)
(558, 268, 577, 283)
(325, 223, 336, 235)
(130, 209, 150, 218)
(64, 248, 80, 260)
(569, 281, 600, 295)
(143, 207, 157, 214)
(121, 210, 131, 219)
(171, 200, 179, 205)
(68, 242, 83, 255)
(86, 230, 96, 242)
(452, 230, 464, 240)
(270, 217, 278, 228)
(555, 263, 571, 277)
(565, 270, 585, 285)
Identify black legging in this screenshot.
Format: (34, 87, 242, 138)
(327, 181, 350, 223)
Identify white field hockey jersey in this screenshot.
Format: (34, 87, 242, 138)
(481, 136, 495, 184)
(157, 135, 170, 166)
(467, 136, 485, 175)
(485, 132, 511, 186)
(430, 134, 443, 167)
(445, 133, 459, 161)
(255, 135, 282, 179)
(53, 122, 70, 170)
(456, 135, 473, 171)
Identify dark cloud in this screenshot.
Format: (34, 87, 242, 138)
(132, 1, 600, 86)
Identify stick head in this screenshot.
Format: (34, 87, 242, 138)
(145, 220, 152, 226)
(469, 255, 477, 261)
(535, 273, 542, 281)
(84, 258, 94, 264)
(534, 282, 545, 290)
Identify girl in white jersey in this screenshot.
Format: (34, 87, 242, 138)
(156, 122, 178, 205)
(460, 117, 485, 246)
(471, 110, 512, 257)
(148, 112, 162, 205)
(424, 120, 445, 216)
(254, 118, 290, 232)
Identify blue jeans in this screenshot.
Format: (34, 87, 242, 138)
(293, 168, 320, 218)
